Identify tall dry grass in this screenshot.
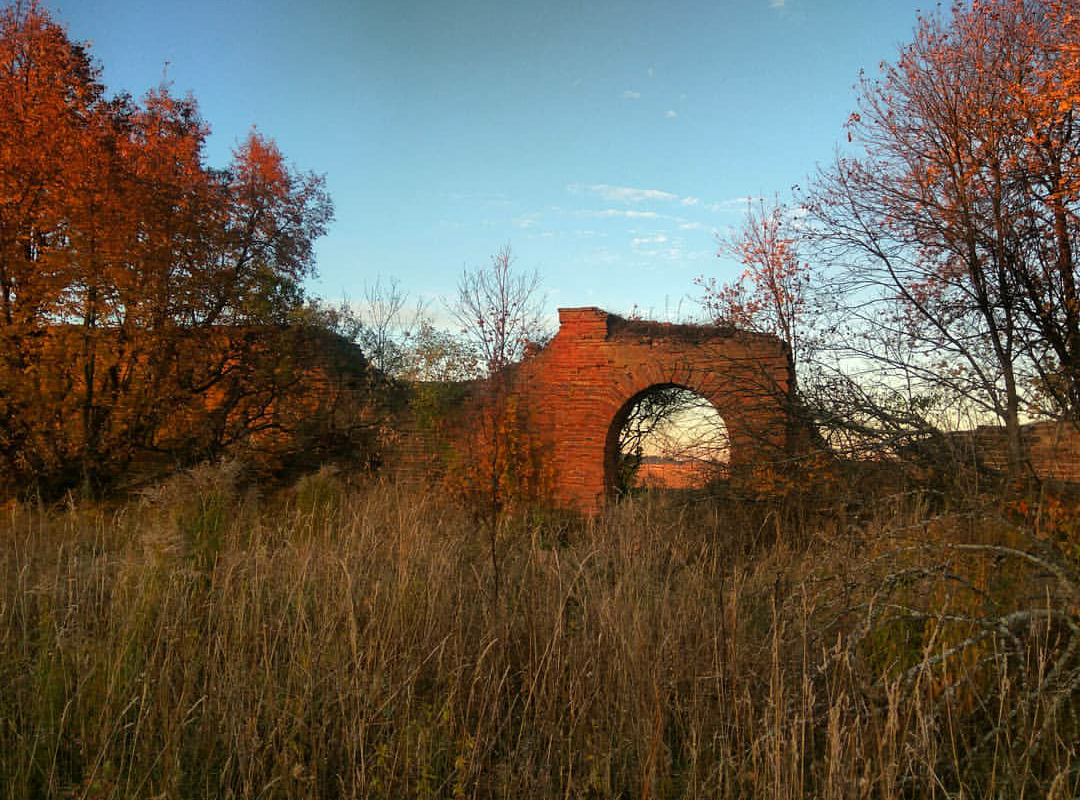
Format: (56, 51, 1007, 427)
(1, 463, 1076, 799)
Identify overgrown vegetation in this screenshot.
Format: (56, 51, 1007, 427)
(1, 463, 1075, 799)
(1, 1, 1079, 796)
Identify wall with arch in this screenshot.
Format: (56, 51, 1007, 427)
(512, 307, 793, 512)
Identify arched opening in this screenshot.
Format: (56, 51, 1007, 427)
(604, 384, 729, 497)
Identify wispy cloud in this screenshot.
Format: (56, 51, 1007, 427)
(568, 184, 677, 204)
(581, 247, 623, 267)
(444, 191, 512, 207)
(622, 89, 641, 99)
(664, 109, 678, 119)
(630, 233, 698, 262)
(512, 212, 541, 229)
(576, 208, 664, 219)
(678, 221, 704, 230)
(705, 196, 756, 213)
(769, 0, 785, 8)
(681, 196, 700, 206)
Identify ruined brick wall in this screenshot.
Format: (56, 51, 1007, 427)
(963, 421, 1080, 482)
(388, 307, 793, 513)
(382, 381, 475, 487)
(1025, 422, 1080, 480)
(386, 314, 1080, 504)
(511, 307, 792, 513)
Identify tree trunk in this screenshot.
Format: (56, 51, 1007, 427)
(1003, 365, 1025, 479)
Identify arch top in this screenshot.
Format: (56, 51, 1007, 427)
(556, 307, 784, 348)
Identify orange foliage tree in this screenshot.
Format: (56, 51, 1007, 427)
(807, 0, 1080, 471)
(0, 2, 342, 494)
(695, 198, 826, 493)
(442, 392, 552, 517)
(700, 197, 812, 373)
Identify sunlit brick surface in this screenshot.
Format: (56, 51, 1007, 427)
(511, 308, 793, 512)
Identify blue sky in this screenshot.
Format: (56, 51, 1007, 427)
(48, 0, 926, 323)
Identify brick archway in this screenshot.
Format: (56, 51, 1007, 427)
(602, 382, 728, 494)
(514, 307, 793, 512)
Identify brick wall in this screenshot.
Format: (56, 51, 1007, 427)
(389, 314, 1080, 507)
(389, 307, 794, 513)
(962, 421, 1080, 482)
(634, 458, 715, 489)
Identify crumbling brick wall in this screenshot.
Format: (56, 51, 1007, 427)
(390, 307, 794, 513)
(510, 307, 793, 512)
(964, 421, 1080, 482)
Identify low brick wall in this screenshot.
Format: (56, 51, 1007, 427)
(964, 421, 1080, 482)
(635, 459, 715, 489)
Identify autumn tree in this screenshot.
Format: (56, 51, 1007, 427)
(0, 0, 98, 482)
(0, 1, 339, 494)
(807, 0, 1080, 471)
(701, 197, 813, 373)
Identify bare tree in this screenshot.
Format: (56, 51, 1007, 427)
(448, 244, 547, 376)
(446, 244, 548, 598)
(355, 276, 424, 377)
(806, 0, 1080, 472)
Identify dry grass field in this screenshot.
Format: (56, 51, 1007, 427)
(1, 462, 1077, 799)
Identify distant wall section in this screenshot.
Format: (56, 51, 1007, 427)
(961, 421, 1080, 483)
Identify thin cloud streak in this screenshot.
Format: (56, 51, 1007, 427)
(705, 196, 757, 212)
(576, 208, 664, 219)
(632, 234, 669, 247)
(568, 184, 677, 204)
